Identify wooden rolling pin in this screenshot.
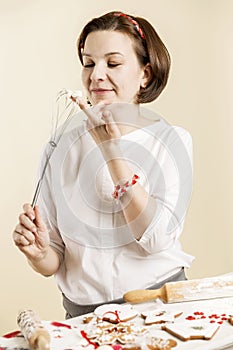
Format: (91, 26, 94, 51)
(123, 273, 233, 304)
(17, 309, 50, 350)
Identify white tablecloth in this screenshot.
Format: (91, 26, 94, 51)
(1, 297, 233, 349)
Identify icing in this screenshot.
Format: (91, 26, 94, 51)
(94, 304, 138, 323)
(162, 320, 220, 341)
(141, 308, 182, 325)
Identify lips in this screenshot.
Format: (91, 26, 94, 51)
(91, 88, 114, 94)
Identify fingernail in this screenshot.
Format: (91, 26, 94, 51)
(32, 226, 37, 233)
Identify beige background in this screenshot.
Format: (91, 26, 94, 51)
(0, 0, 232, 334)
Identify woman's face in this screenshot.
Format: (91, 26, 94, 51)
(81, 30, 148, 105)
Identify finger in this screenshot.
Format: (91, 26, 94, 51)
(101, 110, 114, 123)
(71, 94, 105, 128)
(74, 96, 88, 110)
(13, 230, 31, 246)
(101, 110, 119, 135)
(15, 224, 36, 243)
(82, 101, 110, 127)
(34, 206, 47, 232)
(18, 213, 37, 232)
(23, 203, 35, 221)
(86, 118, 105, 132)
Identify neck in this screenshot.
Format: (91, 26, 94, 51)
(106, 103, 142, 135)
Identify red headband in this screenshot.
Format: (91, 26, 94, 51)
(113, 12, 145, 40)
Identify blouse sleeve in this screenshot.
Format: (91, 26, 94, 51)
(136, 126, 193, 254)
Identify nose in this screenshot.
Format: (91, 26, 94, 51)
(90, 62, 107, 81)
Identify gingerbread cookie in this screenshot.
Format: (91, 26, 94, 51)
(97, 332, 117, 345)
(98, 346, 114, 350)
(121, 345, 141, 350)
(94, 304, 138, 324)
(84, 321, 148, 346)
(162, 320, 220, 341)
(141, 309, 182, 325)
(229, 315, 233, 325)
(118, 333, 136, 344)
(83, 315, 95, 324)
(147, 337, 177, 350)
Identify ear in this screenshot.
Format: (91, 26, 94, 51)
(140, 63, 152, 88)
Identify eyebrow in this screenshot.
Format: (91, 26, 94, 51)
(82, 52, 124, 57)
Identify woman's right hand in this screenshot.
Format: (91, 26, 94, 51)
(13, 204, 50, 261)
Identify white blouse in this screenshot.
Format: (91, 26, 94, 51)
(37, 110, 194, 305)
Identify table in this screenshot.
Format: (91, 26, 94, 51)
(1, 297, 233, 349)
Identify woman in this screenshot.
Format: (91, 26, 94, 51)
(13, 11, 194, 318)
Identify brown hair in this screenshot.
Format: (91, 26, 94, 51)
(77, 11, 171, 103)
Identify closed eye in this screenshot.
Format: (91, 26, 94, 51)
(83, 63, 94, 68)
(108, 63, 121, 68)
(83, 62, 122, 68)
